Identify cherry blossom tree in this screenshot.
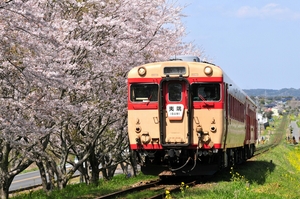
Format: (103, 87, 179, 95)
(0, 0, 201, 197)
(0, 0, 66, 196)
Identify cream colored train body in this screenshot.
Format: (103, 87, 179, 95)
(127, 56, 257, 176)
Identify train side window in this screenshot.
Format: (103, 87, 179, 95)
(130, 84, 158, 102)
(191, 83, 220, 101)
(168, 83, 182, 102)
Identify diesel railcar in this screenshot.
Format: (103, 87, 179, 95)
(127, 55, 257, 176)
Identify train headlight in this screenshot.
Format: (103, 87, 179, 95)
(138, 67, 147, 76)
(204, 66, 213, 75)
(196, 125, 203, 133)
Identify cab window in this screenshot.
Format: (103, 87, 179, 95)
(191, 83, 220, 101)
(130, 84, 158, 102)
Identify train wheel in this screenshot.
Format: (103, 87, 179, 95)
(238, 148, 244, 164)
(222, 151, 228, 169)
(234, 149, 239, 164)
(219, 151, 227, 169)
(227, 149, 235, 167)
(250, 144, 255, 157)
(243, 146, 248, 161)
(245, 145, 251, 159)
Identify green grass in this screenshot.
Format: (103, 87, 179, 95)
(11, 173, 158, 199)
(170, 142, 300, 199)
(14, 141, 300, 199)
(169, 115, 300, 198)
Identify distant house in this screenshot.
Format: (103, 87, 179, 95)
(257, 113, 268, 124)
(272, 108, 279, 116)
(264, 103, 276, 108)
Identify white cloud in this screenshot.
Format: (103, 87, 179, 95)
(236, 4, 300, 20)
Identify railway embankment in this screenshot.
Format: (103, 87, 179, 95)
(170, 114, 300, 198)
(12, 115, 300, 199)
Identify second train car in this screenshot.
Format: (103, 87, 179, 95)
(127, 55, 257, 176)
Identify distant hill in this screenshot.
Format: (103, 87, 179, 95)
(243, 88, 300, 97)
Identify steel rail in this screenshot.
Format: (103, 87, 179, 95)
(95, 179, 161, 199)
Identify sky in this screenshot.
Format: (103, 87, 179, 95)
(178, 0, 300, 90)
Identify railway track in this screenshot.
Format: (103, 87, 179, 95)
(254, 139, 280, 157)
(97, 131, 286, 198)
(253, 140, 280, 159)
(95, 178, 198, 199)
(95, 179, 162, 199)
(147, 180, 197, 199)
(254, 115, 287, 157)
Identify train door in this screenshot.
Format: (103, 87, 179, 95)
(223, 83, 229, 149)
(160, 79, 191, 146)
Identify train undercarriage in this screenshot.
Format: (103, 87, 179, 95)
(135, 144, 255, 177)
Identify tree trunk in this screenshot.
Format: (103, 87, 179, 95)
(36, 161, 50, 192)
(0, 184, 9, 199)
(89, 151, 100, 185)
(78, 164, 90, 184)
(101, 169, 109, 180)
(91, 167, 100, 185)
(56, 177, 68, 190)
(107, 164, 117, 179)
(0, 175, 14, 199)
(120, 162, 129, 177)
(46, 161, 55, 190)
(54, 166, 69, 190)
(130, 151, 138, 177)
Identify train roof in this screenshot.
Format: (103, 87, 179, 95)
(128, 59, 222, 79)
(169, 55, 201, 62)
(128, 55, 256, 107)
(169, 55, 215, 65)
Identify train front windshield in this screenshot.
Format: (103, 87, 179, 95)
(191, 83, 220, 101)
(130, 84, 158, 102)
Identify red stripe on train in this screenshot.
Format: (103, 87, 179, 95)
(128, 101, 223, 110)
(130, 143, 222, 150)
(128, 78, 161, 83)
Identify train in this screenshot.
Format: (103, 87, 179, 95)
(127, 55, 258, 176)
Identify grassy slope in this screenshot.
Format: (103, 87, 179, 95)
(176, 142, 300, 199)
(172, 115, 300, 198)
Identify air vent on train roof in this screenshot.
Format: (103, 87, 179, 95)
(169, 55, 200, 62)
